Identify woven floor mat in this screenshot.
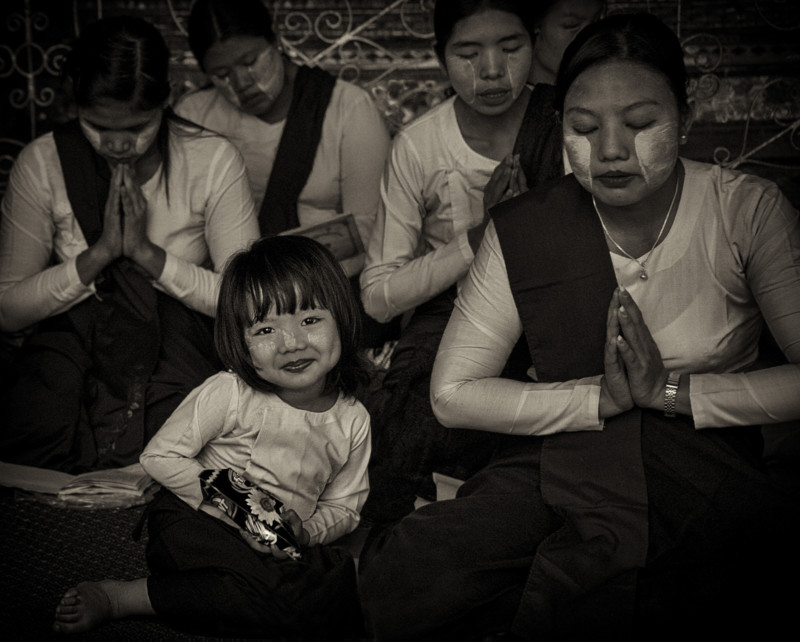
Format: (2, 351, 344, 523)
(0, 488, 262, 640)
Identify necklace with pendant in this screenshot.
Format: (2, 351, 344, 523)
(592, 175, 681, 281)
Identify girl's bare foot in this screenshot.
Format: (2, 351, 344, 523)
(53, 577, 153, 634)
(53, 580, 115, 634)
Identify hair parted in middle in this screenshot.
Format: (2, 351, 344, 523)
(432, 0, 535, 62)
(215, 235, 367, 397)
(187, 0, 278, 70)
(554, 12, 689, 117)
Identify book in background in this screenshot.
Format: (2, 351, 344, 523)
(279, 212, 365, 278)
(0, 461, 158, 508)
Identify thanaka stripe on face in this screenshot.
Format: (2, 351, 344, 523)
(563, 134, 592, 190)
(79, 117, 160, 157)
(634, 122, 679, 187)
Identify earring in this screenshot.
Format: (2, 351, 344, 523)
(679, 133, 687, 144)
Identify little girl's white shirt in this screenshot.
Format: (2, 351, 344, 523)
(141, 371, 371, 546)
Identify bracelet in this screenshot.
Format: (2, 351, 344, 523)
(664, 372, 680, 418)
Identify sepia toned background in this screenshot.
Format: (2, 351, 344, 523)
(1, 0, 799, 203)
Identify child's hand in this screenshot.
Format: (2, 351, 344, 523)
(282, 509, 311, 547)
(237, 509, 310, 559)
(199, 501, 239, 529)
(238, 529, 279, 555)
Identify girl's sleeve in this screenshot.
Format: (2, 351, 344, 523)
(430, 222, 605, 436)
(303, 407, 371, 546)
(140, 374, 238, 508)
(0, 143, 94, 332)
(338, 87, 391, 249)
(360, 134, 473, 323)
(156, 141, 259, 317)
(690, 185, 800, 427)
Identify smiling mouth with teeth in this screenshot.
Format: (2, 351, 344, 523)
(283, 359, 312, 371)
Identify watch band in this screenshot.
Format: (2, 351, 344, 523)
(664, 372, 680, 417)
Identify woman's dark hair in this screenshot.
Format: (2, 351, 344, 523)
(215, 235, 368, 398)
(433, 0, 535, 62)
(66, 15, 171, 111)
(554, 12, 689, 117)
(188, 0, 277, 69)
(528, 0, 603, 29)
(64, 15, 193, 194)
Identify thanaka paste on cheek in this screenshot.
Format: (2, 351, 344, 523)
(247, 335, 273, 352)
(133, 119, 160, 155)
(78, 117, 160, 157)
(505, 48, 531, 101)
(446, 49, 530, 106)
(446, 56, 478, 104)
(634, 122, 679, 187)
(563, 134, 593, 191)
(212, 47, 284, 110)
(249, 47, 285, 100)
(79, 119, 103, 151)
(245, 333, 277, 378)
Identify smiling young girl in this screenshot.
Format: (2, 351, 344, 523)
(53, 236, 371, 638)
(0, 16, 258, 473)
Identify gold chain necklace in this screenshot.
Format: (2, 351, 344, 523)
(592, 177, 680, 281)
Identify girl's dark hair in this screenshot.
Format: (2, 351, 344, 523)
(64, 15, 194, 195)
(215, 235, 368, 398)
(188, 0, 277, 69)
(433, 0, 535, 62)
(555, 12, 689, 117)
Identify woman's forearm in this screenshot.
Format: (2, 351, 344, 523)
(689, 365, 800, 428)
(361, 234, 472, 323)
(432, 321, 606, 436)
(0, 260, 94, 333)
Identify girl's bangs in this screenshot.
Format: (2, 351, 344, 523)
(243, 271, 325, 324)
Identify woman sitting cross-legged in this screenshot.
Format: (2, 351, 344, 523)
(358, 0, 603, 526)
(0, 16, 259, 473)
(359, 12, 800, 642)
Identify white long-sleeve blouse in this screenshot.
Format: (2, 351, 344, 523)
(176, 78, 389, 250)
(0, 128, 259, 332)
(431, 159, 800, 434)
(359, 96, 499, 323)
